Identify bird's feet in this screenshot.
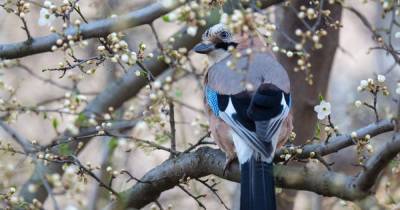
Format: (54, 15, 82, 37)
(223, 156, 237, 176)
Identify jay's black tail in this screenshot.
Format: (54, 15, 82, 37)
(240, 156, 276, 210)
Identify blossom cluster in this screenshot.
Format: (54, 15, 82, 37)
(98, 32, 138, 66)
(163, 1, 209, 37)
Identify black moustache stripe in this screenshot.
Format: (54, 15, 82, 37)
(215, 42, 238, 51)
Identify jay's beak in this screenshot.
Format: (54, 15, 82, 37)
(193, 42, 214, 54)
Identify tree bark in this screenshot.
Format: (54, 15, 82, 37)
(275, 1, 343, 209)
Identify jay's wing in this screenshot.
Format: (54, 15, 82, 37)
(206, 52, 290, 95)
(205, 84, 290, 162)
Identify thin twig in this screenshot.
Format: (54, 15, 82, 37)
(183, 132, 212, 153)
(168, 100, 177, 158)
(20, 17, 32, 41)
(195, 178, 230, 210)
(37, 163, 60, 210)
(0, 120, 33, 153)
(177, 184, 206, 209)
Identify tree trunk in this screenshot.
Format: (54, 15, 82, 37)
(275, 1, 343, 209)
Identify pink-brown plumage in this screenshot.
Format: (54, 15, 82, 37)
(202, 34, 293, 164)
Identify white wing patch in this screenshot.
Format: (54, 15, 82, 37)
(219, 94, 289, 163)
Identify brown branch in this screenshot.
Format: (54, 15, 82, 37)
(116, 147, 365, 209)
(177, 184, 207, 209)
(275, 119, 394, 161)
(0, 120, 34, 153)
(0, 0, 185, 59)
(19, 17, 32, 42)
(168, 100, 177, 157)
(0, 0, 283, 60)
(195, 178, 231, 210)
(17, 64, 81, 91)
(114, 119, 395, 209)
(17, 23, 209, 205)
(354, 133, 400, 192)
(13, 0, 286, 205)
(346, 6, 400, 64)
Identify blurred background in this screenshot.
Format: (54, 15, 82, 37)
(0, 0, 399, 210)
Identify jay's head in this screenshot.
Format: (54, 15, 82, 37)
(193, 24, 238, 55)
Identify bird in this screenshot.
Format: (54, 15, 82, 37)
(194, 23, 293, 210)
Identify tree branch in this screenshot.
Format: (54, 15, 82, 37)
(275, 119, 394, 161)
(118, 147, 363, 209)
(0, 0, 283, 60)
(0, 0, 184, 59)
(12, 0, 288, 205)
(17, 12, 219, 203)
(355, 133, 400, 192)
(117, 120, 396, 209)
(0, 120, 34, 153)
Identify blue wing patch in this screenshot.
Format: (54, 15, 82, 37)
(205, 86, 220, 116)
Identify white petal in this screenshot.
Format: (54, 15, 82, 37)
(187, 26, 198, 37)
(324, 104, 331, 113)
(314, 105, 322, 113)
(317, 113, 326, 120)
(38, 8, 55, 26)
(322, 110, 331, 116)
(377, 74, 385, 82)
(160, 0, 176, 8)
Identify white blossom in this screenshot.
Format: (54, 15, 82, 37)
(135, 70, 141, 77)
(44, 1, 52, 8)
(66, 124, 79, 135)
(168, 12, 177, 21)
(298, 11, 305, 19)
(65, 205, 79, 210)
(395, 32, 400, 39)
(97, 45, 105, 51)
(153, 80, 162, 89)
(359, 80, 368, 88)
(131, 52, 138, 63)
(354, 100, 362, 108)
(38, 8, 55, 27)
(314, 100, 331, 120)
(160, 0, 175, 8)
(220, 13, 229, 24)
(351, 132, 357, 138)
(65, 165, 78, 175)
(28, 184, 37, 193)
(231, 10, 243, 22)
(136, 121, 147, 131)
(121, 54, 129, 63)
(187, 26, 198, 37)
(377, 74, 386, 83)
(366, 144, 374, 153)
(295, 29, 302, 36)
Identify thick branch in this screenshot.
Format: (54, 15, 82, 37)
(355, 133, 400, 191)
(18, 10, 220, 203)
(0, 120, 34, 153)
(119, 148, 365, 209)
(0, 0, 283, 60)
(0, 0, 184, 59)
(118, 119, 396, 209)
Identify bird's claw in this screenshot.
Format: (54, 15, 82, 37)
(223, 157, 237, 176)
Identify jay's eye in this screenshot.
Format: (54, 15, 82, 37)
(220, 31, 229, 39)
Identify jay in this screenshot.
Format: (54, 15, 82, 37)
(194, 24, 293, 210)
